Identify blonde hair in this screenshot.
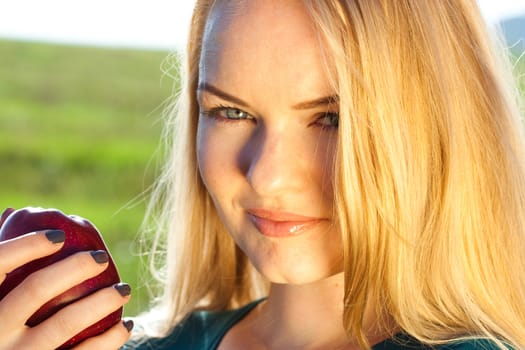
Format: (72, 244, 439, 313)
(140, 1, 525, 349)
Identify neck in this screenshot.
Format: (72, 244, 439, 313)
(244, 273, 395, 349)
(263, 273, 346, 348)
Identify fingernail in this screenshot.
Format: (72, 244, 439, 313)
(45, 230, 66, 244)
(90, 250, 109, 264)
(123, 319, 134, 332)
(114, 283, 131, 297)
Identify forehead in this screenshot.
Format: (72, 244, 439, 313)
(199, 0, 334, 102)
(202, 0, 316, 47)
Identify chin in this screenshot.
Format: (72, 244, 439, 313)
(253, 257, 343, 285)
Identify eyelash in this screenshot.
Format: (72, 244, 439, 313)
(315, 112, 339, 129)
(200, 105, 254, 124)
(200, 105, 339, 129)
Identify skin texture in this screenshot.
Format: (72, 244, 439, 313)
(197, 0, 341, 287)
(196, 1, 393, 349)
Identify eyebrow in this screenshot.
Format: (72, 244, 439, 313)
(197, 82, 339, 110)
(292, 95, 339, 110)
(198, 82, 250, 108)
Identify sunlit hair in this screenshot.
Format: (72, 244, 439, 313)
(139, 1, 525, 349)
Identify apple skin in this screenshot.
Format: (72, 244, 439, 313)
(0, 207, 122, 349)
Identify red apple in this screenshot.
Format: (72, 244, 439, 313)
(0, 207, 122, 349)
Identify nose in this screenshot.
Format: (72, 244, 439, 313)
(241, 126, 306, 196)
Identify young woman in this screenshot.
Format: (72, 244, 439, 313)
(2, 0, 525, 349)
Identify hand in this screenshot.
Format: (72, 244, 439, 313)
(0, 229, 132, 349)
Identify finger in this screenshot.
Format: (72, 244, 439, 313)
(73, 319, 134, 350)
(0, 250, 110, 327)
(28, 283, 131, 349)
(0, 229, 65, 284)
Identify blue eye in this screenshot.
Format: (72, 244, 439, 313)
(223, 108, 249, 120)
(201, 106, 253, 123)
(315, 112, 339, 128)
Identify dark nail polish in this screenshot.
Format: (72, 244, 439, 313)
(90, 250, 109, 264)
(45, 230, 66, 244)
(114, 283, 131, 297)
(123, 319, 134, 332)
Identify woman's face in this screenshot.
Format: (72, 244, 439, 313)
(197, 0, 342, 284)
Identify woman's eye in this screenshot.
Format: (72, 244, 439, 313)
(223, 108, 249, 120)
(201, 106, 253, 123)
(315, 112, 339, 128)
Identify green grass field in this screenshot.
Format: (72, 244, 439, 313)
(0, 38, 523, 319)
(0, 39, 176, 316)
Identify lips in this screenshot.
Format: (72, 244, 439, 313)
(247, 208, 325, 237)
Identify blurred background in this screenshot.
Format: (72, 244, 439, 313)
(0, 1, 524, 318)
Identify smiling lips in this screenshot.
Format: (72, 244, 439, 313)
(247, 209, 326, 237)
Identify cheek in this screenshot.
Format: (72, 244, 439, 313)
(312, 133, 337, 199)
(196, 120, 224, 193)
(196, 119, 246, 199)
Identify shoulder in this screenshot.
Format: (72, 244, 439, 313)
(121, 300, 263, 350)
(439, 339, 509, 350)
(374, 335, 506, 350)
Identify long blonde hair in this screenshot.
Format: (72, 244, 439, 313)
(141, 1, 525, 348)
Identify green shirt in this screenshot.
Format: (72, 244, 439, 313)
(123, 301, 501, 349)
